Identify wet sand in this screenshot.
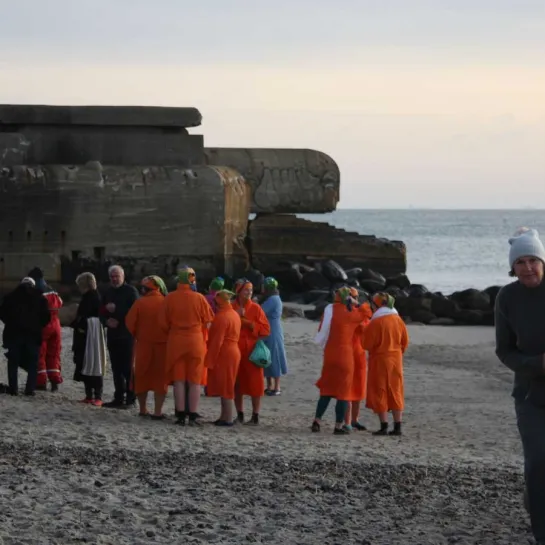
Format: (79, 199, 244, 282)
(0, 320, 532, 544)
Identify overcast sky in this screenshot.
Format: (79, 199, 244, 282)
(1, 0, 543, 208)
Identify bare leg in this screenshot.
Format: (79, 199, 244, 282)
(378, 411, 388, 423)
(235, 393, 243, 413)
(221, 398, 234, 422)
(351, 401, 361, 423)
(392, 410, 402, 423)
(187, 382, 201, 413)
(251, 396, 261, 415)
(344, 403, 352, 425)
(372, 411, 389, 435)
(266, 378, 272, 391)
(153, 393, 166, 417)
(137, 392, 148, 415)
(173, 381, 186, 412)
(273, 377, 280, 391)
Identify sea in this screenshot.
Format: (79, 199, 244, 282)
(298, 209, 545, 294)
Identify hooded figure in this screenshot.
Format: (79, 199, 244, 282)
(126, 276, 169, 419)
(204, 290, 242, 425)
(27, 267, 64, 391)
(362, 292, 408, 436)
(0, 277, 51, 395)
(260, 277, 288, 395)
(159, 266, 214, 425)
(205, 277, 225, 314)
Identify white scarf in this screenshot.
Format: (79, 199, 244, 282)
(82, 317, 108, 377)
(313, 304, 333, 349)
(371, 306, 399, 320)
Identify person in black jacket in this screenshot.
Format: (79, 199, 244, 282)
(0, 277, 51, 395)
(100, 265, 139, 408)
(71, 272, 102, 402)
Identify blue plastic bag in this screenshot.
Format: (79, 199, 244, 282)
(249, 340, 272, 368)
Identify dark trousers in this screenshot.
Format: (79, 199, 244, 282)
(6, 337, 40, 394)
(83, 375, 104, 400)
(107, 338, 135, 403)
(516, 399, 545, 542)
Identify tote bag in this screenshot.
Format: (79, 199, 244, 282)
(249, 340, 272, 368)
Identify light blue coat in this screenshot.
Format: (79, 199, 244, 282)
(261, 294, 288, 378)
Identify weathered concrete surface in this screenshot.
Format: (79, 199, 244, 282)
(0, 133, 30, 166)
(204, 148, 339, 214)
(8, 127, 204, 166)
(0, 105, 202, 128)
(0, 163, 249, 293)
(249, 214, 406, 277)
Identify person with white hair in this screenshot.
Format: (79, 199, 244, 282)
(0, 277, 51, 395)
(495, 227, 545, 544)
(99, 265, 139, 408)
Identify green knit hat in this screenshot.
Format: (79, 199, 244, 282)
(209, 276, 225, 292)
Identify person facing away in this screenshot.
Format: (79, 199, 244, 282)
(232, 278, 271, 426)
(312, 286, 372, 435)
(99, 265, 139, 408)
(362, 292, 409, 436)
(159, 266, 214, 426)
(71, 272, 105, 406)
(343, 287, 371, 432)
(27, 267, 64, 392)
(125, 276, 169, 420)
(260, 277, 288, 396)
(204, 290, 242, 426)
(0, 277, 51, 396)
(205, 276, 225, 314)
(494, 227, 545, 545)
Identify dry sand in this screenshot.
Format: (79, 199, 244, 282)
(0, 318, 533, 545)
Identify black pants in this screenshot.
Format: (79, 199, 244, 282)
(516, 399, 545, 542)
(5, 337, 40, 394)
(107, 338, 135, 403)
(83, 375, 103, 400)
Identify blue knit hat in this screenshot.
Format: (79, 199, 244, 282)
(508, 228, 545, 268)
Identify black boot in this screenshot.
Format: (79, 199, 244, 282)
(372, 422, 388, 436)
(236, 411, 244, 424)
(389, 422, 402, 436)
(176, 411, 187, 426)
(188, 412, 201, 427)
(51, 383, 59, 393)
(245, 413, 259, 426)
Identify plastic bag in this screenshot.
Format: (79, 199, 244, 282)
(249, 340, 272, 368)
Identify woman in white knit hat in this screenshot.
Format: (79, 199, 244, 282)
(495, 227, 545, 544)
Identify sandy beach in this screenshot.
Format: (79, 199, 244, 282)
(0, 318, 532, 545)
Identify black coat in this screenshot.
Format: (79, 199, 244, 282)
(0, 284, 50, 347)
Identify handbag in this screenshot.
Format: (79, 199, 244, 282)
(249, 340, 272, 368)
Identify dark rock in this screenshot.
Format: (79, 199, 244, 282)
(450, 289, 490, 311)
(319, 260, 348, 284)
(266, 262, 304, 293)
(453, 309, 484, 325)
(282, 304, 305, 319)
(314, 301, 329, 318)
(482, 310, 495, 326)
(358, 279, 385, 293)
(302, 270, 330, 291)
(347, 278, 360, 288)
(429, 317, 456, 326)
(410, 310, 437, 324)
(430, 295, 459, 318)
(358, 268, 387, 288)
(394, 296, 432, 317)
(345, 267, 362, 280)
(386, 274, 411, 290)
(244, 269, 265, 294)
(302, 290, 331, 304)
(408, 284, 429, 298)
(483, 286, 502, 309)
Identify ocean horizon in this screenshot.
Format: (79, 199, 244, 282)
(298, 209, 545, 294)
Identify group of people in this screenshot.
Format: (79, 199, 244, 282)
(0, 259, 410, 435)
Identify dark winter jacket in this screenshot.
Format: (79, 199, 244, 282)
(99, 283, 139, 341)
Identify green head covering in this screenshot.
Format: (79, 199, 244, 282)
(178, 266, 196, 285)
(335, 286, 352, 305)
(372, 292, 395, 309)
(263, 276, 279, 293)
(142, 275, 168, 296)
(215, 289, 236, 305)
(209, 276, 225, 292)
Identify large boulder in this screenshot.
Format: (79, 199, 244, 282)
(302, 270, 331, 291)
(386, 274, 411, 290)
(450, 289, 490, 311)
(317, 260, 348, 284)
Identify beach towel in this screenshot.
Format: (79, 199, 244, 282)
(313, 303, 333, 349)
(82, 317, 107, 377)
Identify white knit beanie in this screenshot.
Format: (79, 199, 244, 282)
(508, 227, 545, 268)
(20, 277, 36, 286)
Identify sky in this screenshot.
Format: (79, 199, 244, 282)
(0, 0, 544, 209)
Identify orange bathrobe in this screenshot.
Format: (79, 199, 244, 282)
(316, 303, 372, 400)
(160, 284, 215, 384)
(201, 326, 209, 387)
(348, 322, 370, 402)
(233, 299, 271, 398)
(126, 289, 168, 395)
(205, 305, 242, 399)
(362, 312, 409, 413)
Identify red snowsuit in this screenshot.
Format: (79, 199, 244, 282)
(37, 290, 63, 387)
